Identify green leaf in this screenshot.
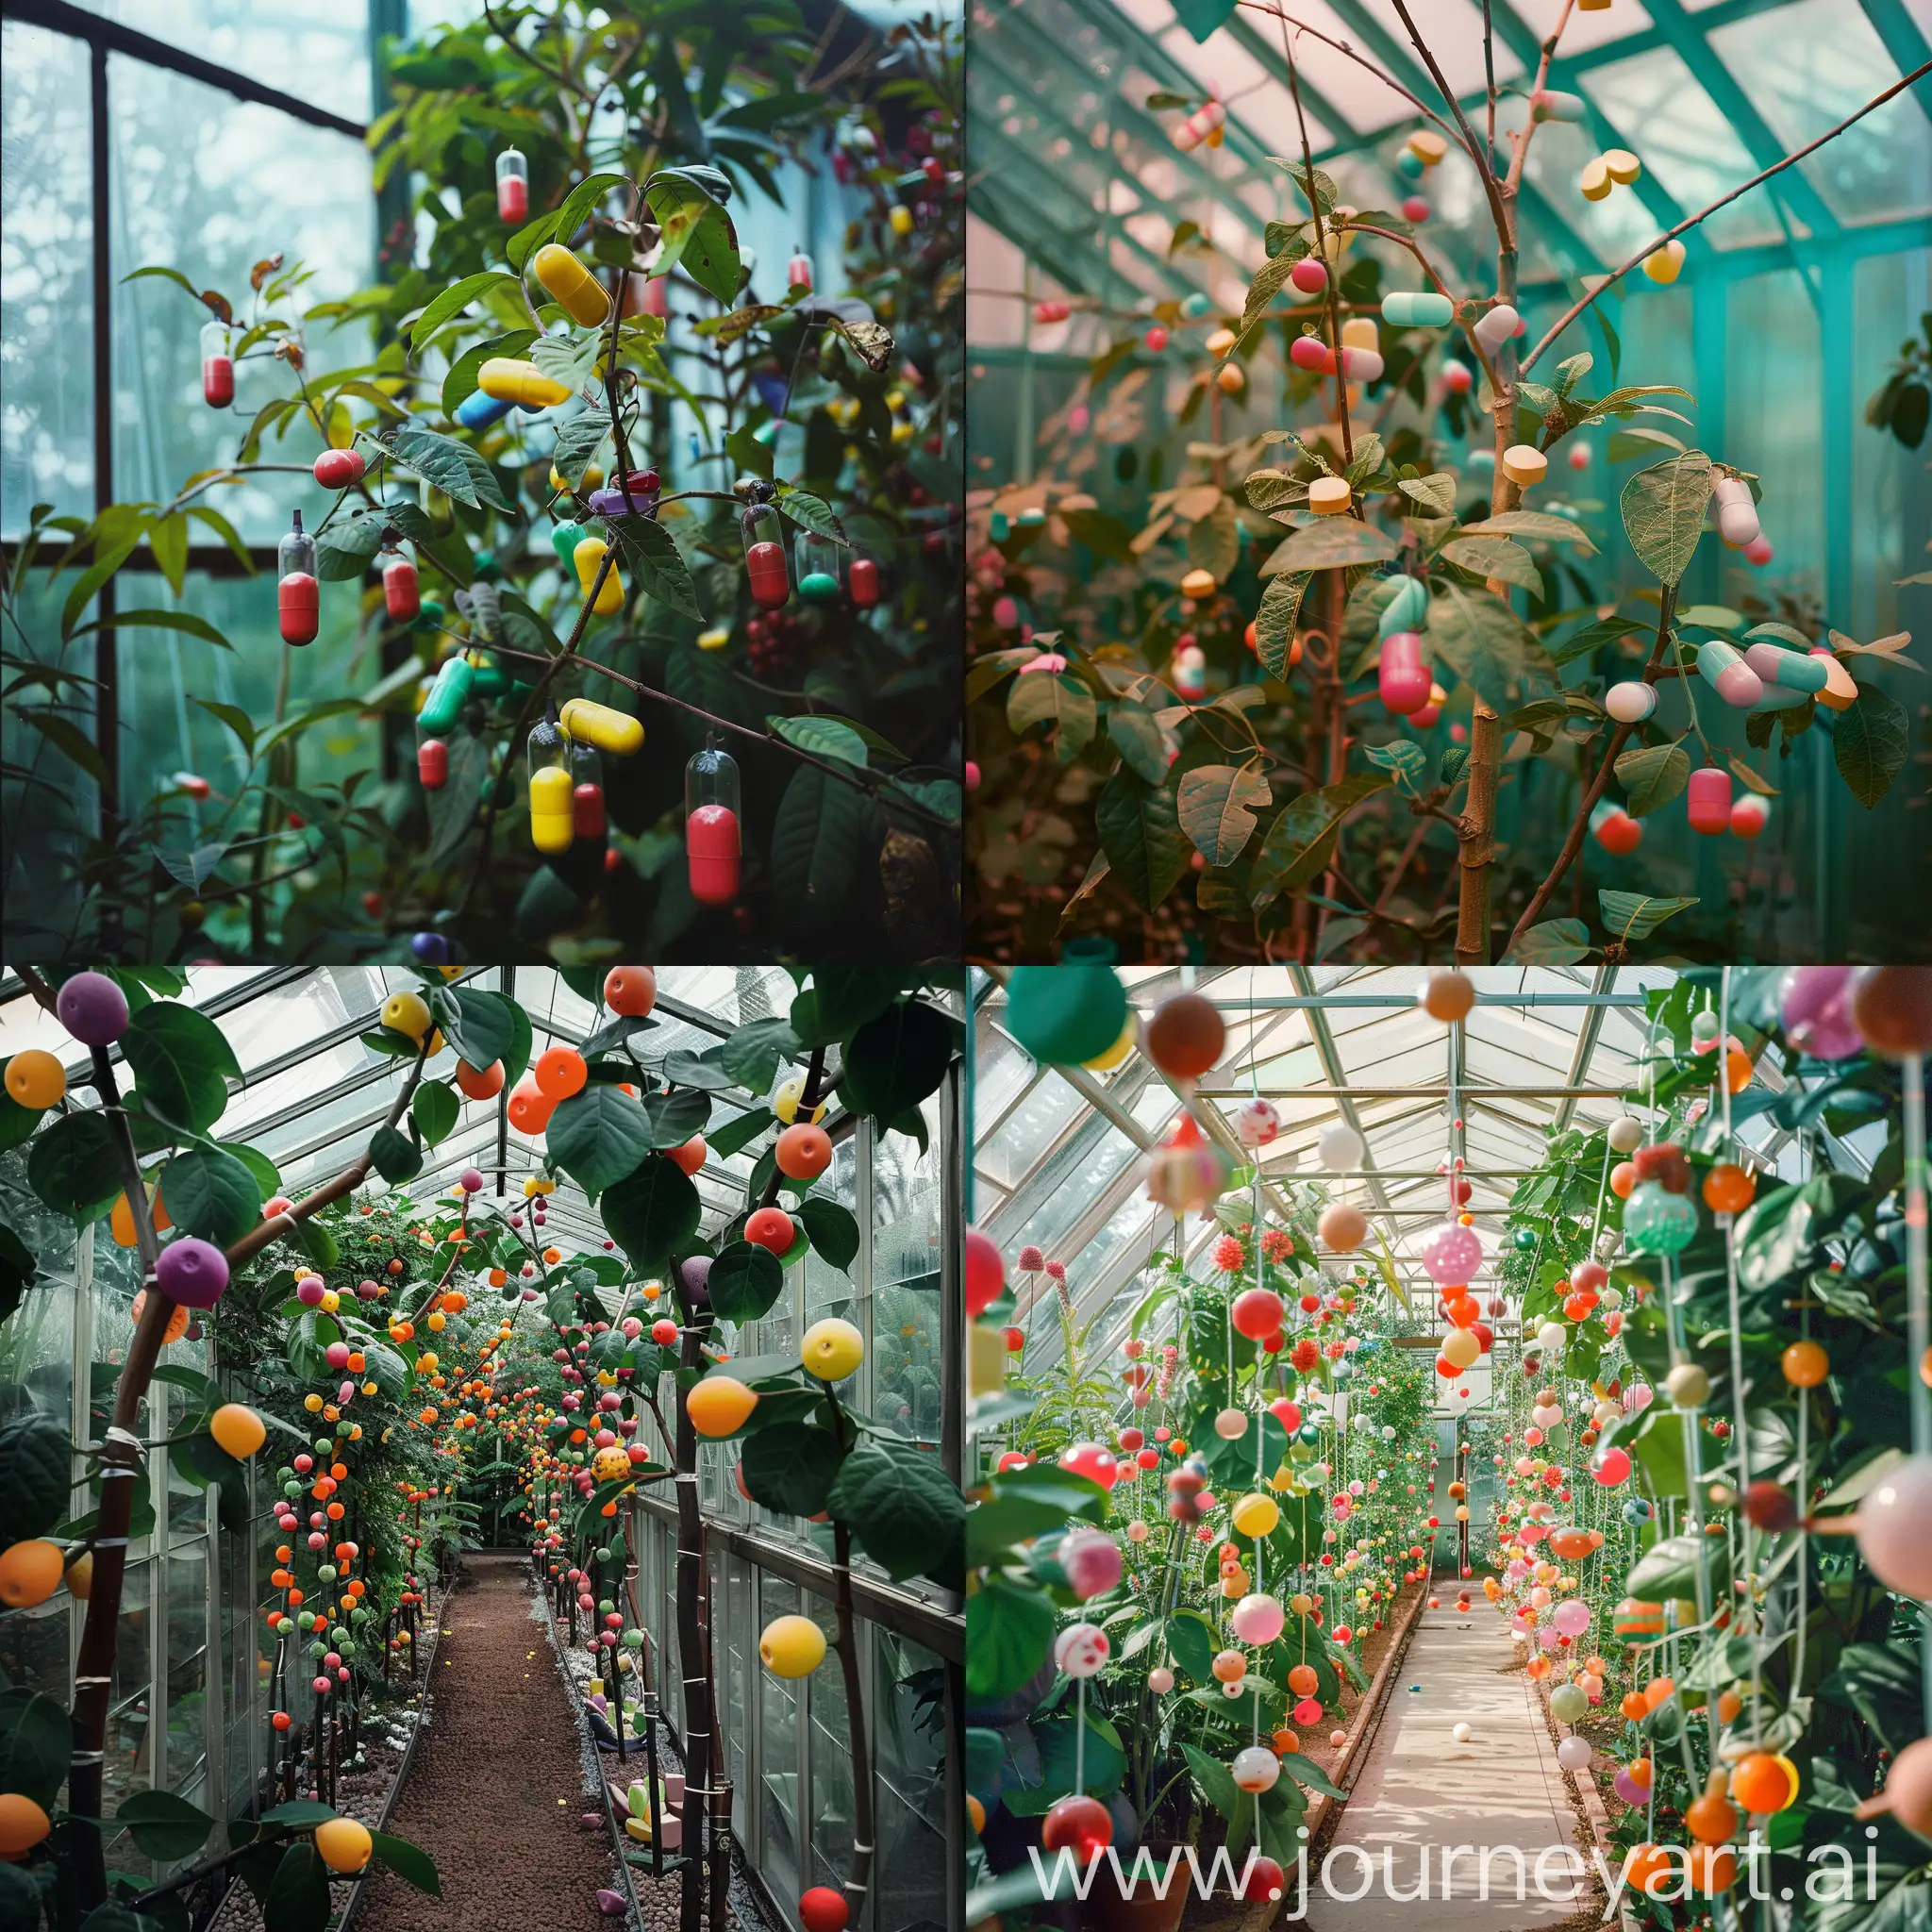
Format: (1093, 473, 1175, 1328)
(720, 1018, 804, 1091)
(645, 171, 741, 304)
(841, 1000, 956, 1124)
(1262, 519, 1397, 573)
(768, 714, 866, 768)
(769, 766, 874, 921)
(381, 425, 509, 512)
(1599, 890, 1698, 942)
(642, 1087, 708, 1149)
(965, 1574, 1056, 1701)
(545, 1085, 657, 1199)
(826, 1437, 963, 1583)
(1834, 686, 1907, 808)
(740, 1419, 845, 1515)
(1176, 763, 1271, 866)
(15, 708, 108, 790)
(607, 513, 703, 621)
(1398, 472, 1458, 517)
(546, 407, 611, 488)
(1426, 580, 1553, 713)
(529, 330, 602, 395)
(1441, 534, 1543, 598)
(707, 1108, 774, 1159)
(1613, 741, 1691, 817)
(1007, 673, 1096, 763)
(75, 606, 232, 649)
(708, 1241, 787, 1325)
(1106, 697, 1168, 784)
(796, 1195, 859, 1272)
(441, 327, 537, 418)
(600, 1155, 702, 1273)
(410, 1081, 459, 1148)
(1186, 498, 1240, 582)
(123, 1001, 241, 1135)
(1095, 769, 1191, 911)
(0, 1688, 73, 1809)
(118, 1789, 216, 1861)
(440, 987, 518, 1073)
(1250, 571, 1310, 676)
(1620, 449, 1712, 588)
(1460, 510, 1597, 554)
(369, 1125, 423, 1186)
(1625, 1531, 1727, 1604)
(313, 510, 384, 583)
(772, 485, 845, 542)
(27, 1110, 123, 1224)
(408, 271, 516, 349)
(160, 1143, 263, 1244)
(264, 1840, 332, 1932)
(1502, 918, 1592, 965)
(1363, 739, 1427, 790)
(370, 1830, 441, 1897)
(0, 1411, 74, 1550)
(1249, 772, 1390, 906)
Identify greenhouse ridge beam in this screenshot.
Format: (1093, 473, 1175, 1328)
(1193, 1084, 1629, 1098)
(1552, 965, 1618, 1135)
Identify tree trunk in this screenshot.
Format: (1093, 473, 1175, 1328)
(674, 1331, 713, 1932)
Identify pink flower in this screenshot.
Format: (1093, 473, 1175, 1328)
(1260, 1229, 1292, 1262)
(1018, 1245, 1043, 1272)
(1044, 1259, 1067, 1282)
(1018, 651, 1066, 675)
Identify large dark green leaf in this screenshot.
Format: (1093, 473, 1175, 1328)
(545, 1085, 655, 1198)
(369, 1126, 423, 1187)
(263, 1840, 332, 1932)
(1426, 579, 1553, 712)
(643, 1087, 710, 1149)
(122, 1001, 242, 1135)
(841, 1000, 956, 1124)
(825, 1437, 963, 1583)
(439, 987, 518, 1073)
(159, 1144, 264, 1245)
(797, 1196, 858, 1272)
(118, 1789, 217, 1860)
(1621, 449, 1712, 587)
(0, 1409, 73, 1550)
(1614, 741, 1691, 817)
(739, 1420, 845, 1516)
(26, 1111, 123, 1223)
(719, 1018, 803, 1091)
(1095, 768, 1191, 911)
(1835, 686, 1907, 808)
(706, 1241, 785, 1324)
(608, 513, 703, 621)
(1735, 1173, 1867, 1293)
(769, 766, 874, 920)
(370, 1830, 441, 1897)
(0, 1689, 72, 1808)
(1176, 763, 1272, 866)
(381, 425, 509, 512)
(600, 1156, 702, 1272)
(1248, 772, 1390, 906)
(411, 1081, 459, 1147)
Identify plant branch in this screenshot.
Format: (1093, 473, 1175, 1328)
(1505, 583, 1677, 950)
(1237, 3, 1457, 140)
(1389, 0, 1512, 248)
(1521, 58, 1932, 375)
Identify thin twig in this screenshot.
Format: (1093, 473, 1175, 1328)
(1389, 0, 1512, 247)
(1521, 58, 1932, 374)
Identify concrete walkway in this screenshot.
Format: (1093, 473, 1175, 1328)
(1304, 1602, 1596, 1932)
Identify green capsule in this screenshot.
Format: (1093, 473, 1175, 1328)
(469, 661, 509, 698)
(417, 655, 475, 734)
(551, 520, 587, 569)
(413, 595, 445, 633)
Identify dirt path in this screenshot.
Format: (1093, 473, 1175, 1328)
(357, 1554, 615, 1932)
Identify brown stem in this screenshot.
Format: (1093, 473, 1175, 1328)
(1389, 0, 1512, 247)
(832, 1516, 874, 1921)
(1454, 706, 1501, 965)
(1520, 58, 1932, 375)
(1236, 3, 1458, 139)
(1505, 585, 1677, 951)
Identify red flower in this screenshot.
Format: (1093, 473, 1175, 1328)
(1212, 1235, 1246, 1274)
(1291, 1338, 1320, 1374)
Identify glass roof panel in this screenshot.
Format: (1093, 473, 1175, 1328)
(1509, 0, 1657, 49)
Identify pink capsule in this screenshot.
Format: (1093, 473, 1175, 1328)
(1378, 631, 1432, 715)
(1730, 793, 1770, 840)
(1687, 766, 1732, 837)
(1290, 333, 1335, 374)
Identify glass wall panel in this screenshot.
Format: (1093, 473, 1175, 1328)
(758, 1572, 803, 1903)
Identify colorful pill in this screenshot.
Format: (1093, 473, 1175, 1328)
(417, 657, 474, 734)
(1473, 304, 1521, 353)
(1381, 291, 1454, 329)
(1605, 150, 1641, 184)
(559, 697, 643, 757)
(278, 572, 319, 646)
(1742, 642, 1826, 693)
(383, 553, 420, 622)
(1307, 476, 1352, 516)
(1502, 444, 1547, 488)
(204, 355, 234, 408)
(1378, 576, 1429, 640)
(1580, 157, 1612, 201)
(456, 388, 514, 430)
(787, 251, 813, 291)
(529, 764, 575, 854)
(746, 539, 790, 608)
(531, 244, 610, 328)
(573, 782, 606, 841)
(1642, 240, 1687, 285)
(1530, 90, 1585, 123)
(477, 358, 573, 409)
(1809, 649, 1857, 711)
(687, 805, 741, 904)
(418, 739, 448, 790)
(849, 557, 880, 608)
(551, 520, 587, 570)
(1606, 681, 1657, 724)
(496, 148, 528, 225)
(573, 535, 624, 613)
(1687, 766, 1732, 836)
(1731, 793, 1770, 839)
(1378, 632, 1432, 715)
(1697, 640, 1764, 708)
(1290, 333, 1337, 374)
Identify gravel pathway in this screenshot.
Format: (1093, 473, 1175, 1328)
(356, 1554, 619, 1932)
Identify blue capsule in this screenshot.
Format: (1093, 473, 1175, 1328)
(456, 388, 514, 430)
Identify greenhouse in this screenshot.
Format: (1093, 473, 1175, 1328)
(963, 0, 1932, 965)
(964, 962, 1932, 1929)
(1, 2, 963, 966)
(0, 963, 967, 1932)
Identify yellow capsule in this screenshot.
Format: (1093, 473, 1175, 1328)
(889, 205, 913, 238)
(551, 461, 604, 494)
(697, 625, 730, 652)
(530, 764, 575, 854)
(478, 358, 572, 408)
(559, 696, 643, 757)
(532, 243, 611, 327)
(573, 536, 624, 613)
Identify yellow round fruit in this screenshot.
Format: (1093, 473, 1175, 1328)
(800, 1319, 864, 1383)
(1230, 1492, 1280, 1539)
(773, 1077, 826, 1125)
(0, 1539, 66, 1607)
(314, 1816, 373, 1874)
(759, 1613, 828, 1677)
(382, 991, 433, 1041)
(210, 1404, 267, 1458)
(5, 1049, 65, 1110)
(686, 1376, 758, 1437)
(592, 1446, 633, 1483)
(64, 1550, 93, 1600)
